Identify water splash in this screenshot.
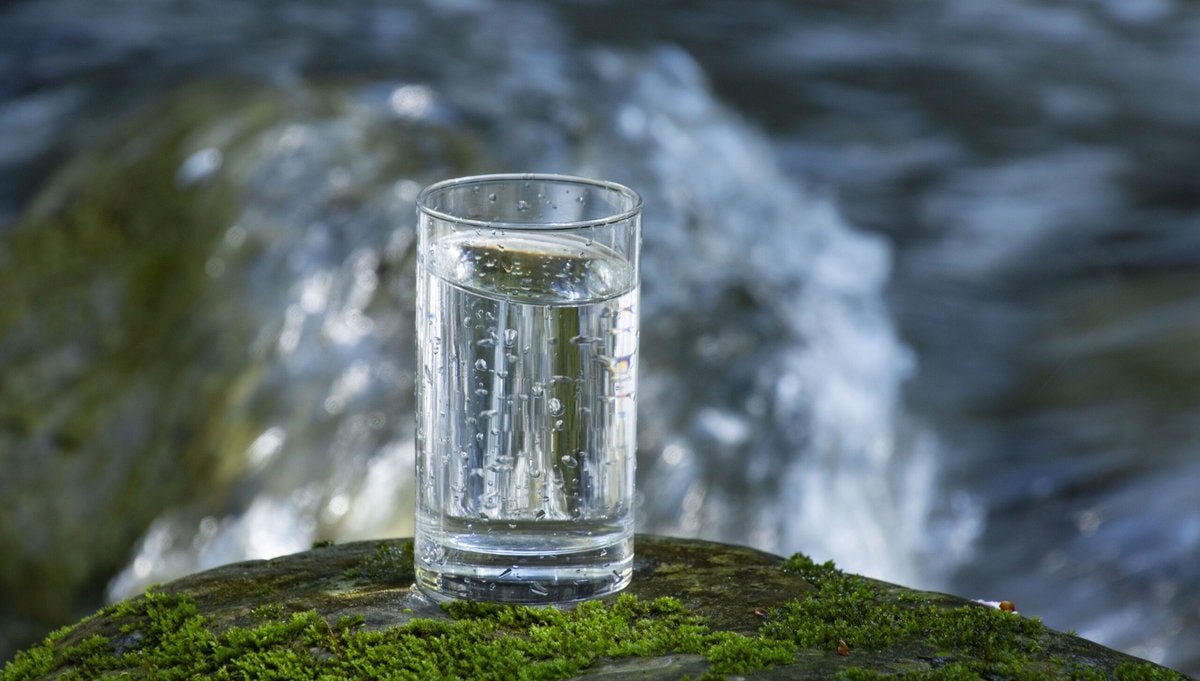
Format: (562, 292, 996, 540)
(98, 35, 976, 604)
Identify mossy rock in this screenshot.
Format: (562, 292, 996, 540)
(0, 78, 486, 655)
(2, 536, 1189, 680)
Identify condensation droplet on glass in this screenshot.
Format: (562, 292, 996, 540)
(474, 359, 488, 371)
(487, 193, 497, 203)
(548, 397, 564, 415)
(516, 199, 529, 212)
(504, 329, 518, 346)
(560, 454, 577, 469)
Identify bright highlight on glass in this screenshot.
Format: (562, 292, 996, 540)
(414, 173, 641, 603)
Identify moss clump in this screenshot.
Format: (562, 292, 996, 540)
(772, 554, 1187, 681)
(343, 540, 414, 581)
(0, 591, 790, 681)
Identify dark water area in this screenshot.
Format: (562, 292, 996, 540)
(1, 0, 1198, 675)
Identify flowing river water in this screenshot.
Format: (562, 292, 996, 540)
(1, 0, 1198, 674)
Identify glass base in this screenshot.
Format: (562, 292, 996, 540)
(415, 531, 633, 604)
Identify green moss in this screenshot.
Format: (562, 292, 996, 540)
(776, 554, 1186, 681)
(1, 591, 792, 681)
(250, 603, 284, 621)
(2, 549, 1188, 681)
(343, 540, 414, 581)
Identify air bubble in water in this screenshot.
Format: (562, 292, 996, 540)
(475, 359, 488, 371)
(548, 398, 564, 415)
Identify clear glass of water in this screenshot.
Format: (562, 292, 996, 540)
(414, 173, 641, 603)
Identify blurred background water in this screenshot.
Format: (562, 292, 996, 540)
(1, 0, 1198, 675)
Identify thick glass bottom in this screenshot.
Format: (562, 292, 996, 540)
(415, 519, 633, 604)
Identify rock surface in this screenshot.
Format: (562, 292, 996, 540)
(3, 536, 1190, 680)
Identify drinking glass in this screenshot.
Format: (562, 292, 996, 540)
(414, 173, 641, 603)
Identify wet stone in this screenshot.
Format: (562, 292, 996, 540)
(2, 536, 1189, 680)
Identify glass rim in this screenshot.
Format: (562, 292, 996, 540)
(416, 172, 643, 231)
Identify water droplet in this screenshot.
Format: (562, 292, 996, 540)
(479, 512, 490, 521)
(599, 548, 608, 556)
(535, 510, 547, 520)
(554, 419, 564, 430)
(475, 359, 488, 371)
(529, 582, 549, 596)
(516, 199, 530, 212)
(487, 193, 497, 203)
(548, 398, 564, 416)
(504, 329, 518, 346)
(560, 454, 577, 469)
